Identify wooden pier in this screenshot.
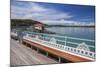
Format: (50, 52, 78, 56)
(10, 39, 57, 66)
(10, 31, 95, 66)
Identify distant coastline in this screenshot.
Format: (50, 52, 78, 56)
(11, 19, 95, 28)
(45, 25, 95, 28)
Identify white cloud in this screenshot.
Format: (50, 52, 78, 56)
(11, 2, 73, 20)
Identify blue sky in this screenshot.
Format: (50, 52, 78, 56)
(11, 1, 95, 24)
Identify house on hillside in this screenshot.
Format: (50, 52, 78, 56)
(33, 22, 45, 33)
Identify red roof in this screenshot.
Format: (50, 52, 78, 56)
(34, 21, 44, 25)
(34, 21, 44, 27)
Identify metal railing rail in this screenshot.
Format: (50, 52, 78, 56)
(24, 31, 95, 42)
(24, 31, 95, 47)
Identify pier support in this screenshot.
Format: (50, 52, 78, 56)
(46, 52, 48, 57)
(58, 57, 61, 63)
(31, 45, 33, 49)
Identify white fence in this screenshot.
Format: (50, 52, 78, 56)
(23, 32, 95, 60)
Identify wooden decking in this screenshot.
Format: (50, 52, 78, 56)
(10, 39, 57, 66)
(23, 39, 92, 62)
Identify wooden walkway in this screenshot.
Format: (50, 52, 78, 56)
(23, 39, 91, 62)
(10, 39, 57, 66)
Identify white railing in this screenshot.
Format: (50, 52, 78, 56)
(23, 32, 95, 60)
(24, 31, 95, 48)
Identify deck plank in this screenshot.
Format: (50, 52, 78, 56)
(10, 39, 57, 66)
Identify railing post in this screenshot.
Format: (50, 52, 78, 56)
(65, 36, 67, 46)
